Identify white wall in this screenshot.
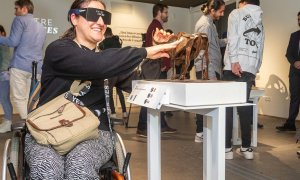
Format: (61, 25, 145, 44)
(256, 0, 300, 119)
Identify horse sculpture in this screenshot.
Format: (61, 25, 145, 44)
(153, 28, 209, 80)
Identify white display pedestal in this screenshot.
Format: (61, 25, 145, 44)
(128, 80, 249, 180)
(232, 88, 265, 147)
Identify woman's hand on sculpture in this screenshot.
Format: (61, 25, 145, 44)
(152, 28, 176, 45)
(145, 39, 181, 59)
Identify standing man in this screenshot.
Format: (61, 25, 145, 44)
(137, 3, 176, 137)
(223, 0, 264, 160)
(276, 11, 300, 132)
(0, 0, 46, 123)
(0, 25, 13, 133)
(193, 0, 226, 143)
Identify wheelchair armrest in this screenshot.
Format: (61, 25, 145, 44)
(11, 120, 26, 131)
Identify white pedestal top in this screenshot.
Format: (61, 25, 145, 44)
(129, 80, 247, 108)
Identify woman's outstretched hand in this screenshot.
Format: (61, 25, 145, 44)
(145, 38, 182, 59)
(152, 28, 176, 45)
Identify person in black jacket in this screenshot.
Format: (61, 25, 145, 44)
(99, 27, 128, 119)
(276, 11, 300, 131)
(24, 0, 179, 179)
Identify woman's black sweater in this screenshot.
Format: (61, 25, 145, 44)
(38, 38, 146, 131)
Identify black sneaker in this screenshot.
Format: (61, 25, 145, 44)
(161, 126, 177, 134)
(136, 129, 147, 137)
(276, 124, 296, 131)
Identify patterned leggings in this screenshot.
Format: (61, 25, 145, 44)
(25, 130, 113, 179)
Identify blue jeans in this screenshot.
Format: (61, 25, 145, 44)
(0, 80, 13, 120)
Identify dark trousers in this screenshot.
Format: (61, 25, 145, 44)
(137, 106, 168, 131)
(159, 71, 167, 79)
(109, 88, 126, 114)
(195, 71, 220, 133)
(223, 70, 255, 148)
(286, 75, 300, 126)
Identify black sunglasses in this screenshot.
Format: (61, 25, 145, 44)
(68, 8, 111, 25)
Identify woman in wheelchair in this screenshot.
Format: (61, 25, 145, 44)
(24, 0, 178, 179)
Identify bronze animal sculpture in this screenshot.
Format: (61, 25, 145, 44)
(153, 28, 209, 80)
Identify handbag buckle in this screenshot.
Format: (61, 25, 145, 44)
(59, 119, 73, 127)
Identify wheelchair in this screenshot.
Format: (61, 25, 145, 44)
(2, 126, 131, 180)
(2, 62, 132, 180)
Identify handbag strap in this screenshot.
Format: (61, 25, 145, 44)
(70, 80, 91, 96)
(104, 79, 115, 148)
(64, 80, 91, 106)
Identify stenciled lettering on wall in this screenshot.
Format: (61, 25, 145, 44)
(34, 18, 59, 35)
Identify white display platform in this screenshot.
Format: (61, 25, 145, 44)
(129, 80, 249, 180)
(129, 80, 247, 107)
(233, 88, 265, 147)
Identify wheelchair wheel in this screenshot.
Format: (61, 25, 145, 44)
(2, 139, 11, 180)
(115, 133, 131, 180)
(10, 133, 20, 173)
(10, 132, 23, 179)
(2, 131, 23, 180)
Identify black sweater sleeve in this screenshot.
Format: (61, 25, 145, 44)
(43, 38, 146, 80)
(109, 70, 141, 93)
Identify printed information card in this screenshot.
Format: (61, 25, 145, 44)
(128, 83, 167, 109)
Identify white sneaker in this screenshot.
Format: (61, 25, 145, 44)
(0, 120, 12, 133)
(237, 146, 254, 160)
(194, 132, 203, 143)
(225, 148, 233, 160)
(0, 118, 8, 124)
(110, 113, 117, 119)
(123, 112, 128, 118)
